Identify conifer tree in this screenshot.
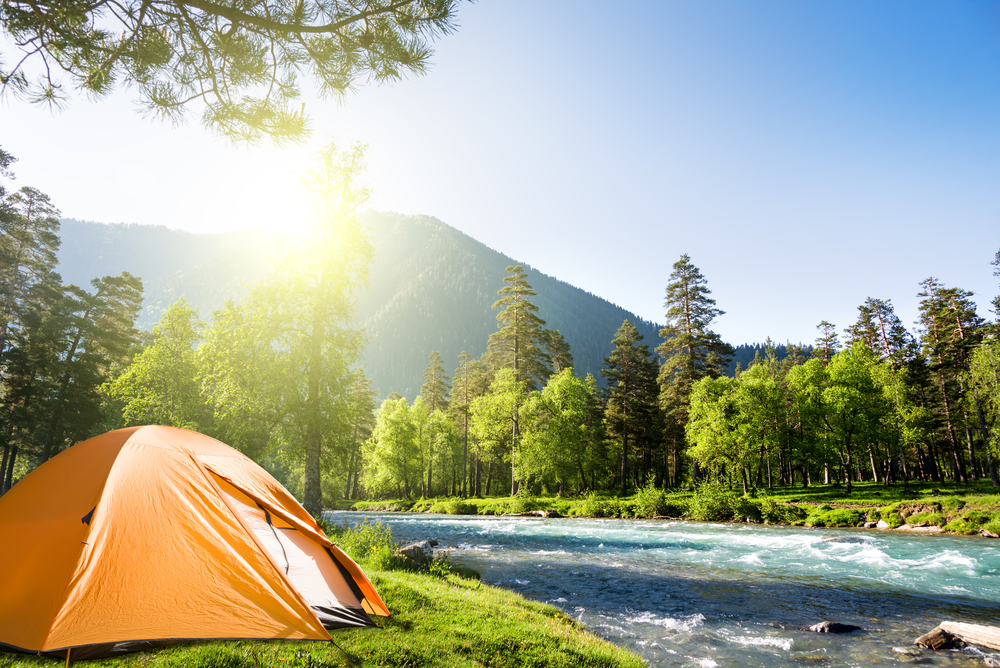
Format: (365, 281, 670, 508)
(656, 254, 732, 482)
(343, 370, 378, 500)
(603, 320, 659, 496)
(486, 265, 552, 392)
(420, 350, 450, 495)
(546, 329, 574, 374)
(918, 278, 984, 482)
(845, 298, 914, 367)
(813, 321, 840, 365)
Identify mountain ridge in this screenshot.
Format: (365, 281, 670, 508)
(56, 211, 665, 399)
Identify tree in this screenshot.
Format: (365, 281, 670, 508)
(419, 350, 450, 495)
(39, 272, 144, 461)
(917, 277, 984, 483)
(603, 320, 659, 496)
(656, 254, 733, 481)
(363, 395, 418, 498)
(342, 369, 378, 500)
(519, 368, 593, 495)
(2, 0, 462, 143)
(845, 298, 914, 367)
(105, 298, 206, 429)
(470, 368, 525, 495)
(486, 265, 552, 392)
(198, 141, 373, 514)
(546, 329, 573, 374)
(812, 321, 840, 365)
(448, 351, 487, 496)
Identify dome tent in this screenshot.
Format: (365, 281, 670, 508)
(0, 425, 388, 660)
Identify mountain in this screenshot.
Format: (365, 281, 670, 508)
(57, 212, 663, 400)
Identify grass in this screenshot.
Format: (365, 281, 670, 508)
(339, 480, 1000, 536)
(0, 522, 642, 668)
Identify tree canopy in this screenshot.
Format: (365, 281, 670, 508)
(1, 0, 461, 143)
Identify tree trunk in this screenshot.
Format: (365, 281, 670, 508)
(3, 446, 17, 493)
(938, 374, 967, 483)
(973, 391, 1000, 488)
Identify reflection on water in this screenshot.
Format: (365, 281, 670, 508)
(325, 512, 1000, 667)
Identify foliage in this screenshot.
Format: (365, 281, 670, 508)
(486, 265, 553, 392)
(687, 480, 746, 522)
(429, 498, 477, 515)
(2, 0, 462, 144)
(804, 507, 864, 527)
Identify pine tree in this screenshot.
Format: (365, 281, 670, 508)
(420, 351, 450, 496)
(917, 278, 985, 483)
(343, 370, 378, 500)
(656, 254, 733, 483)
(603, 320, 659, 496)
(546, 329, 574, 374)
(486, 265, 551, 392)
(845, 298, 914, 367)
(813, 321, 840, 365)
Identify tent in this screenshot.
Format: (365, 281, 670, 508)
(0, 425, 389, 660)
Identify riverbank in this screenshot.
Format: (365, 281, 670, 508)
(0, 522, 642, 668)
(340, 480, 1000, 537)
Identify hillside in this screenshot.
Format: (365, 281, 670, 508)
(57, 212, 663, 399)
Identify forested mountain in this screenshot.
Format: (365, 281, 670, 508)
(57, 213, 663, 399)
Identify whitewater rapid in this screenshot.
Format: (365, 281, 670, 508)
(326, 512, 1000, 667)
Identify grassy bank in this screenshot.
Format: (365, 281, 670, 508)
(0, 522, 641, 668)
(341, 480, 1000, 536)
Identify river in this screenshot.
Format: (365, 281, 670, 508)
(325, 511, 1000, 667)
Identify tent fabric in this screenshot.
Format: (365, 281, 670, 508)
(0, 426, 388, 659)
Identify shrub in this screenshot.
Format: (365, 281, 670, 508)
(579, 492, 623, 518)
(632, 479, 669, 518)
(806, 508, 864, 527)
(429, 499, 478, 515)
(334, 518, 397, 563)
(757, 497, 785, 524)
(688, 480, 740, 522)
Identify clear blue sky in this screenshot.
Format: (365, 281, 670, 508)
(3, 0, 1000, 345)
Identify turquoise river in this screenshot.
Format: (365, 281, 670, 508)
(325, 512, 1000, 667)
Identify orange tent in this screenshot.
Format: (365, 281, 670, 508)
(0, 425, 388, 660)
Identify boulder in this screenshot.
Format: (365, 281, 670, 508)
(982, 529, 999, 539)
(864, 521, 877, 528)
(803, 621, 864, 634)
(395, 540, 437, 567)
(915, 627, 965, 650)
(541, 509, 561, 518)
(876, 520, 890, 529)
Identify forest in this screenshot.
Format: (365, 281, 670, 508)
(3, 141, 1000, 514)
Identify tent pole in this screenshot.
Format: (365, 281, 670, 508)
(65, 648, 71, 667)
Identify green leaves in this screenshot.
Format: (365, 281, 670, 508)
(2, 0, 462, 143)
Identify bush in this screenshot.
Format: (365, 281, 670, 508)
(632, 480, 669, 518)
(688, 480, 741, 522)
(757, 497, 785, 524)
(578, 492, 624, 518)
(333, 518, 397, 564)
(806, 508, 864, 527)
(429, 499, 478, 515)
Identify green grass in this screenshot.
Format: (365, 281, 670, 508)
(340, 480, 1000, 537)
(0, 523, 642, 668)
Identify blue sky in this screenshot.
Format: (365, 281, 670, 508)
(3, 0, 999, 346)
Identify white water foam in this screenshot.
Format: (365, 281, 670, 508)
(736, 553, 765, 566)
(718, 629, 793, 651)
(625, 612, 706, 632)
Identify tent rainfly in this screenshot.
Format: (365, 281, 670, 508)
(0, 425, 388, 660)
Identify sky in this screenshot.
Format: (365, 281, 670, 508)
(3, 0, 1000, 346)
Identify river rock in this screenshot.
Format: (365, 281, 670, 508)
(803, 621, 864, 633)
(877, 520, 891, 529)
(982, 529, 999, 539)
(864, 521, 878, 528)
(915, 627, 965, 650)
(395, 540, 437, 566)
